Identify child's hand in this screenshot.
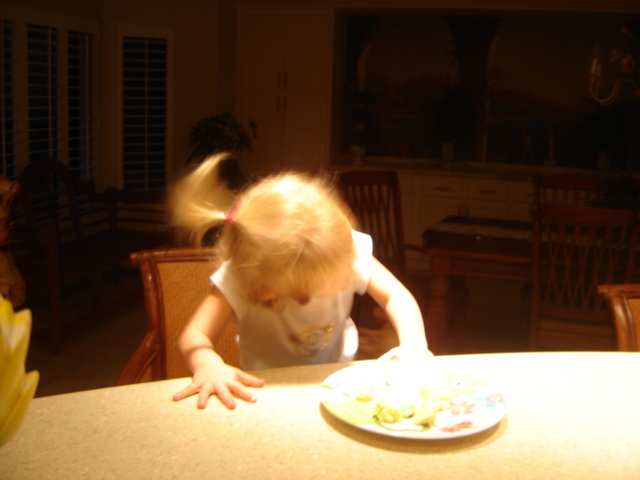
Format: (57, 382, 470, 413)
(377, 345, 434, 362)
(173, 362, 265, 410)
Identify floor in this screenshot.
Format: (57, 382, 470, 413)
(25, 273, 148, 398)
(24, 274, 528, 398)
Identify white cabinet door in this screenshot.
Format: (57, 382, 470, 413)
(285, 15, 333, 91)
(237, 10, 334, 174)
(418, 196, 462, 229)
(238, 91, 330, 175)
(464, 179, 509, 219)
(237, 14, 285, 91)
(422, 175, 464, 199)
(400, 174, 463, 244)
(239, 13, 332, 92)
(507, 180, 533, 221)
(281, 92, 330, 173)
(419, 176, 464, 229)
(466, 199, 508, 219)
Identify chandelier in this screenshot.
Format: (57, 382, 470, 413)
(588, 26, 639, 105)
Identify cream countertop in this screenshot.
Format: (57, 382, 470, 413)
(330, 157, 620, 182)
(1, 352, 639, 480)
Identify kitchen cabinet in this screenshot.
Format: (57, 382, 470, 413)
(464, 178, 510, 218)
(236, 10, 333, 175)
(507, 181, 534, 221)
(237, 13, 333, 92)
(391, 169, 533, 271)
(238, 91, 330, 173)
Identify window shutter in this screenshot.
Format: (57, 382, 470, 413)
(67, 30, 95, 181)
(0, 9, 97, 182)
(0, 19, 16, 178)
(27, 24, 58, 164)
(121, 36, 168, 190)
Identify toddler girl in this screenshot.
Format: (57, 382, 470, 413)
(171, 155, 431, 409)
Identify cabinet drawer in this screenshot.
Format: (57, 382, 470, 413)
(465, 179, 508, 201)
(421, 176, 463, 198)
(507, 202, 532, 221)
(510, 181, 533, 204)
(467, 199, 508, 219)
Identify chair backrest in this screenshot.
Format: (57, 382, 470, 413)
(335, 170, 406, 274)
(117, 247, 239, 385)
(598, 283, 640, 351)
(530, 203, 640, 350)
(15, 159, 105, 241)
(532, 175, 605, 206)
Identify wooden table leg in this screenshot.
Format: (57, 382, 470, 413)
(425, 256, 453, 355)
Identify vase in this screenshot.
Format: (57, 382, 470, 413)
(349, 145, 367, 166)
(441, 142, 454, 169)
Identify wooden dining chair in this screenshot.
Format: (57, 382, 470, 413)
(334, 170, 423, 276)
(529, 203, 640, 351)
(597, 283, 640, 351)
(532, 175, 606, 206)
(334, 170, 466, 354)
(117, 247, 239, 385)
(334, 170, 419, 331)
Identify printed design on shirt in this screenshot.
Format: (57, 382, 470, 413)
(287, 322, 334, 356)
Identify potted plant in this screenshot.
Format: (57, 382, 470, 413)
(187, 112, 257, 165)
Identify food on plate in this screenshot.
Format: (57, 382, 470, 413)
(355, 381, 451, 426)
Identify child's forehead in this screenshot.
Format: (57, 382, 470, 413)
(312, 268, 356, 298)
(270, 260, 354, 289)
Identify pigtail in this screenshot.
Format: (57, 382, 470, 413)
(170, 153, 237, 246)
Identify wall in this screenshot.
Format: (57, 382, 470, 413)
(2, 0, 223, 187)
(97, 0, 223, 185)
(234, 0, 640, 14)
(6, 0, 640, 186)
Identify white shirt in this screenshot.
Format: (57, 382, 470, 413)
(211, 231, 373, 370)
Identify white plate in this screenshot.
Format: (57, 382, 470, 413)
(320, 362, 506, 440)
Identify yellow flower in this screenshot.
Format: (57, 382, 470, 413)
(0, 298, 39, 445)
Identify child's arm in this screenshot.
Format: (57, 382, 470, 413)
(172, 287, 265, 409)
(366, 257, 433, 360)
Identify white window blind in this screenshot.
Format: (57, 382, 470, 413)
(0, 19, 16, 178)
(27, 24, 59, 164)
(121, 36, 168, 190)
(67, 31, 95, 180)
(0, 9, 97, 182)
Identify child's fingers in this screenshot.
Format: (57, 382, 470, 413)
(214, 383, 238, 409)
(236, 371, 266, 388)
(227, 381, 258, 404)
(197, 389, 214, 409)
(172, 368, 263, 410)
(172, 382, 200, 402)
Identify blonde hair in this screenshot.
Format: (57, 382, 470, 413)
(171, 154, 356, 308)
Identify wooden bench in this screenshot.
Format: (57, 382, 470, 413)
(10, 159, 170, 353)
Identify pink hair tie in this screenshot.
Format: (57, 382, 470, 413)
(225, 198, 241, 225)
